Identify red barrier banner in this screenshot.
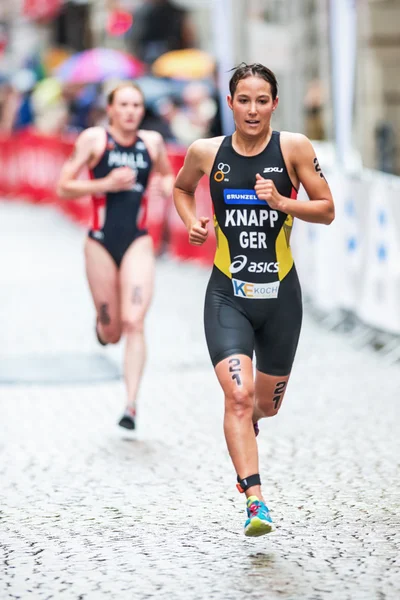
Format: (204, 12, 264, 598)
(0, 132, 215, 265)
(166, 171, 215, 266)
(0, 131, 93, 226)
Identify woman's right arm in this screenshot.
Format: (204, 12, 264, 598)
(57, 128, 135, 198)
(173, 139, 210, 245)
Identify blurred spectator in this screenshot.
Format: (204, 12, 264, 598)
(169, 81, 216, 146)
(304, 78, 326, 141)
(31, 78, 69, 136)
(64, 83, 99, 131)
(376, 121, 396, 174)
(0, 82, 13, 132)
(0, 20, 9, 57)
(207, 65, 223, 137)
(140, 102, 176, 142)
(87, 96, 108, 128)
(11, 69, 37, 130)
(52, 0, 93, 52)
(127, 0, 196, 65)
(0, 69, 35, 132)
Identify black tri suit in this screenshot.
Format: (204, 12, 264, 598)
(88, 131, 153, 267)
(204, 132, 303, 375)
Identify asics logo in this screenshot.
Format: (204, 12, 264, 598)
(229, 255, 247, 274)
(229, 254, 279, 274)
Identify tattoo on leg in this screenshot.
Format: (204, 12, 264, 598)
(132, 286, 142, 305)
(229, 357, 242, 387)
(272, 380, 287, 410)
(99, 303, 111, 326)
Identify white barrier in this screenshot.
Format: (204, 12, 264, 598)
(292, 167, 400, 337)
(357, 171, 400, 334)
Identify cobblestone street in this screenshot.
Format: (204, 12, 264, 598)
(1, 200, 399, 600)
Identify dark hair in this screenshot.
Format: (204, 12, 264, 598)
(229, 63, 278, 100)
(107, 82, 144, 105)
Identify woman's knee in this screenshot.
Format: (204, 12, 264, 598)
(259, 403, 280, 418)
(225, 386, 255, 418)
(99, 324, 122, 344)
(122, 318, 145, 335)
(255, 376, 289, 418)
(257, 389, 287, 417)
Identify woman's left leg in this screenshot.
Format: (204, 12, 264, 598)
(253, 270, 303, 428)
(119, 235, 155, 411)
(253, 371, 291, 422)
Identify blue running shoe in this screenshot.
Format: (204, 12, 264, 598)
(244, 495, 274, 537)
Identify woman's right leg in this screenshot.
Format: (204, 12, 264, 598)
(204, 275, 261, 498)
(214, 354, 261, 498)
(84, 237, 122, 344)
(204, 272, 274, 535)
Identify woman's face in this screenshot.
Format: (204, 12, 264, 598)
(227, 76, 278, 136)
(107, 86, 145, 133)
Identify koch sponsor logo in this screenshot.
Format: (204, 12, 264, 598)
(232, 278, 280, 299)
(224, 189, 265, 205)
(229, 255, 279, 274)
(263, 167, 283, 173)
(214, 162, 231, 182)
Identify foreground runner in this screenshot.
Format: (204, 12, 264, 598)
(58, 82, 173, 430)
(174, 63, 334, 536)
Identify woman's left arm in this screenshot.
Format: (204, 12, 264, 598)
(254, 133, 335, 225)
(143, 130, 174, 198)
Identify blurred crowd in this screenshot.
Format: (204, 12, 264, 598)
(0, 0, 222, 145)
(0, 73, 221, 145)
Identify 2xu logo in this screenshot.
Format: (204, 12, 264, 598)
(263, 167, 283, 173)
(229, 254, 279, 274)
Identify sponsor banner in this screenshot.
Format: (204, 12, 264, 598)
(357, 173, 400, 334)
(292, 168, 400, 335)
(232, 278, 280, 300)
(307, 170, 347, 314)
(292, 175, 344, 314)
(290, 184, 317, 300)
(338, 175, 370, 312)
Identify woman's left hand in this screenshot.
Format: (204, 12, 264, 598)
(254, 173, 286, 211)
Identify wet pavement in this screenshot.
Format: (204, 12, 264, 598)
(1, 200, 399, 600)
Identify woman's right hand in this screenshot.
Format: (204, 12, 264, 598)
(105, 167, 136, 192)
(188, 217, 210, 245)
